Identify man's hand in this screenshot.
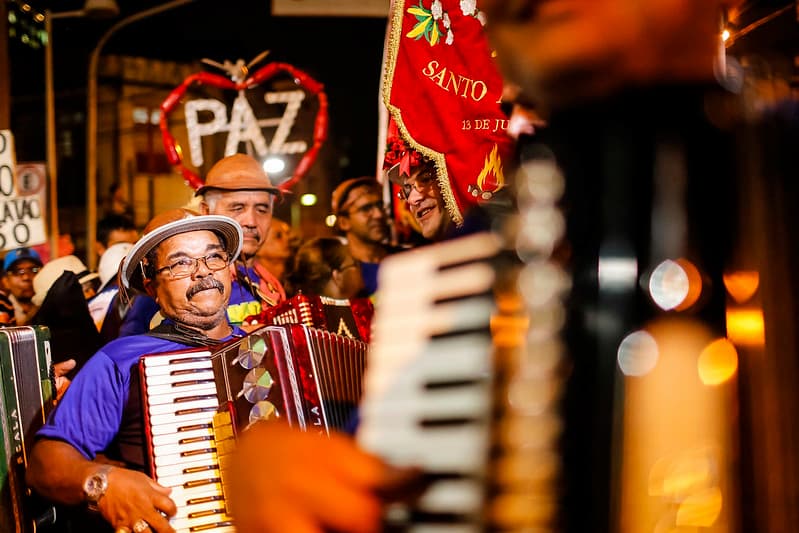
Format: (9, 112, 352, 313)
(52, 359, 76, 401)
(98, 468, 177, 533)
(229, 421, 389, 533)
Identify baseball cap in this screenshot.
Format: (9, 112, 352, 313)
(195, 153, 281, 197)
(3, 247, 43, 272)
(121, 208, 243, 292)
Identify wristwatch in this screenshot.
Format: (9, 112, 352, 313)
(82, 464, 113, 511)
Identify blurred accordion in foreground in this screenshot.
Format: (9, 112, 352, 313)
(140, 324, 368, 532)
(245, 293, 374, 342)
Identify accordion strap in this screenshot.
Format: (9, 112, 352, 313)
(145, 321, 225, 348)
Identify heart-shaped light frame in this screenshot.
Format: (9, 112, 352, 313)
(159, 62, 328, 192)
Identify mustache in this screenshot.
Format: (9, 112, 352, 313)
(186, 277, 225, 299)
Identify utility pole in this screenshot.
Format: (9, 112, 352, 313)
(0, 0, 10, 130)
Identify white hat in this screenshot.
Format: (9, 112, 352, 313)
(32, 255, 99, 306)
(97, 242, 133, 291)
(121, 208, 242, 292)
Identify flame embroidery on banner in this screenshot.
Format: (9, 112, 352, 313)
(468, 144, 505, 200)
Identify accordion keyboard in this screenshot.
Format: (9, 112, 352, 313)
(358, 232, 501, 531)
(142, 352, 235, 533)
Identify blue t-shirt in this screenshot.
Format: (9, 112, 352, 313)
(227, 266, 262, 325)
(37, 327, 244, 469)
(360, 261, 380, 298)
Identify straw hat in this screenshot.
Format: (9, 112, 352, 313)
(120, 208, 243, 292)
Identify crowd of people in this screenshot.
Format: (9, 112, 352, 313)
(13, 145, 452, 533)
(8, 0, 798, 531)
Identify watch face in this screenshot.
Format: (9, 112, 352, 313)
(84, 472, 108, 501)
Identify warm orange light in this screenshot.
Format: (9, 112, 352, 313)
(723, 270, 759, 303)
(726, 308, 765, 346)
(721, 29, 731, 42)
(676, 487, 723, 527)
(674, 259, 702, 311)
(698, 338, 738, 385)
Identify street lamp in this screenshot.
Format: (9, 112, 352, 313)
(45, 0, 119, 260)
(85, 0, 195, 270)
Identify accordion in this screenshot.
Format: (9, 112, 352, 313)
(0, 326, 55, 533)
(249, 293, 374, 342)
(139, 324, 368, 533)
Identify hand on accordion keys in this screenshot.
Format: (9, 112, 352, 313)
(228, 420, 424, 533)
(97, 466, 177, 533)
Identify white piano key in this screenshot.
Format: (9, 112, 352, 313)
(359, 424, 490, 473)
(361, 384, 491, 422)
(149, 408, 216, 427)
(416, 479, 485, 514)
(169, 483, 224, 508)
(142, 352, 213, 367)
(154, 438, 218, 458)
(146, 381, 217, 397)
(144, 370, 215, 387)
(172, 498, 227, 520)
(155, 450, 217, 469)
(148, 397, 219, 416)
(170, 510, 233, 531)
(156, 457, 217, 478)
(152, 427, 215, 447)
(151, 420, 212, 436)
(147, 385, 217, 406)
(174, 527, 234, 533)
(158, 468, 222, 489)
(144, 358, 213, 375)
(363, 350, 492, 400)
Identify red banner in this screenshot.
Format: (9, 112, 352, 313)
(383, 0, 514, 225)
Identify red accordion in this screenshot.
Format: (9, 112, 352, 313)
(139, 324, 368, 532)
(245, 293, 374, 343)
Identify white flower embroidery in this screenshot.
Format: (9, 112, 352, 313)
(459, 0, 476, 16)
(476, 11, 487, 26)
(442, 13, 450, 28)
(445, 30, 454, 45)
(431, 0, 443, 19)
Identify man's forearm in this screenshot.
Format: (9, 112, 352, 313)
(26, 439, 100, 505)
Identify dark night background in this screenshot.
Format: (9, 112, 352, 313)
(7, 0, 388, 208)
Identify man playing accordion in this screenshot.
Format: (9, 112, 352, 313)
(25, 208, 392, 533)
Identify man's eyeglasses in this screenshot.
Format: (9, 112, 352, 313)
(155, 251, 230, 280)
(398, 173, 437, 200)
(7, 267, 40, 277)
(347, 200, 385, 217)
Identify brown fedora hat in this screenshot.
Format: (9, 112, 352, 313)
(195, 153, 281, 197)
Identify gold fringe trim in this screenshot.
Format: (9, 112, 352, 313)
(381, 0, 464, 227)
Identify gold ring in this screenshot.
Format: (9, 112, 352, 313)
(132, 520, 150, 533)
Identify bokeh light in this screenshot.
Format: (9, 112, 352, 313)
(676, 487, 723, 527)
(648, 258, 702, 311)
(723, 270, 759, 303)
(617, 330, 659, 377)
(300, 193, 317, 206)
(698, 338, 738, 385)
(262, 156, 286, 174)
(726, 308, 765, 347)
